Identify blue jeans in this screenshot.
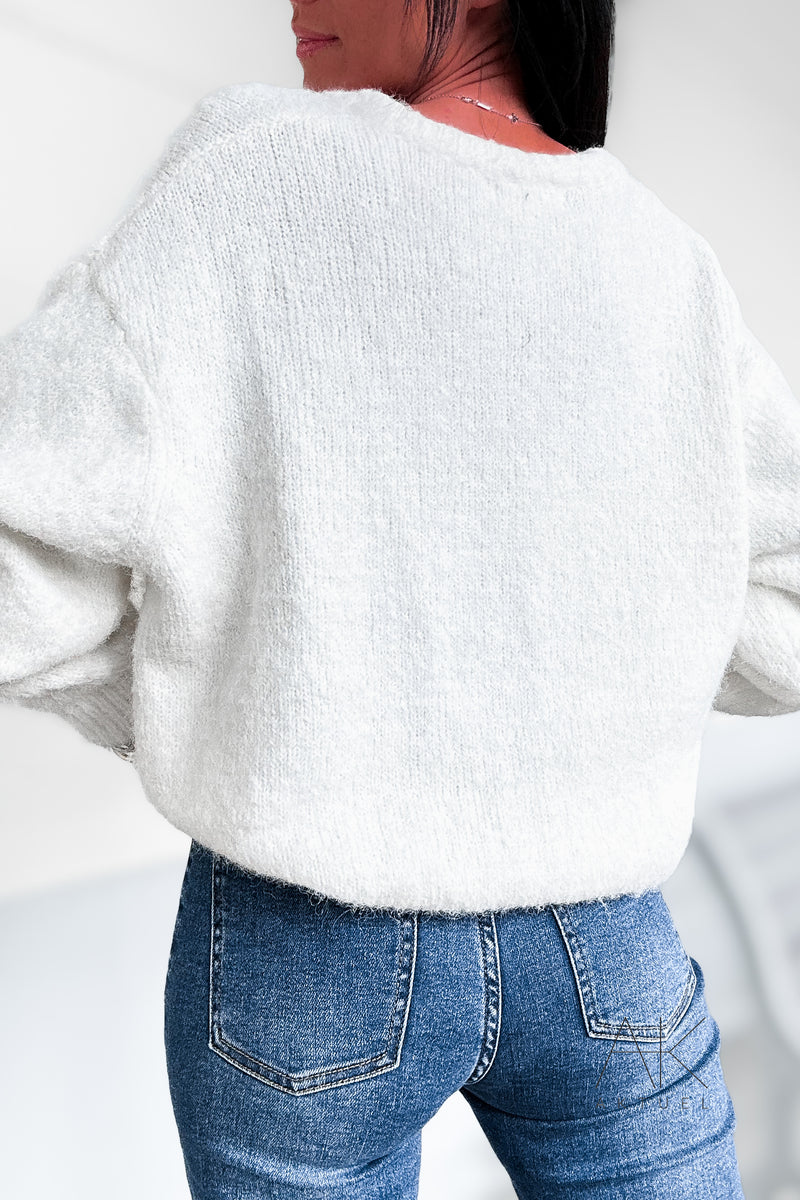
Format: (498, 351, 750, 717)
(164, 840, 746, 1198)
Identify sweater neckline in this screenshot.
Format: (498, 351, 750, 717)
(347, 86, 624, 189)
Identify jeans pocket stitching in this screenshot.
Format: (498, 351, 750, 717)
(550, 900, 697, 1042)
(207, 854, 419, 1094)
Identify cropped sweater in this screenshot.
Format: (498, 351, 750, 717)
(1, 82, 799, 914)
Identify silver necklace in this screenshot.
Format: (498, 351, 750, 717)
(415, 91, 540, 128)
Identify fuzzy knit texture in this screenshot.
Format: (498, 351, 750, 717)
(1, 81, 799, 915)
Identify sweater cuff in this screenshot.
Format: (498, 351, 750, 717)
(17, 670, 135, 759)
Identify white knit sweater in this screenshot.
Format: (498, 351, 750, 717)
(2, 82, 799, 914)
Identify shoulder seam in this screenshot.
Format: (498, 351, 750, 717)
(88, 87, 296, 263)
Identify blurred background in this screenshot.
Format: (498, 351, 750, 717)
(1, 0, 799, 1196)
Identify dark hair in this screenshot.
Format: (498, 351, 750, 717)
(403, 0, 615, 152)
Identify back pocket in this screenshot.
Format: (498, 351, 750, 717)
(550, 889, 696, 1041)
(208, 854, 418, 1094)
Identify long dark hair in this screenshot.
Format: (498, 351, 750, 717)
(403, 0, 615, 151)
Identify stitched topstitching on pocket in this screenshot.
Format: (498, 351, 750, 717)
(208, 854, 418, 1094)
(550, 890, 697, 1041)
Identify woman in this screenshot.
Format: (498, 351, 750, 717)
(1, 0, 798, 1195)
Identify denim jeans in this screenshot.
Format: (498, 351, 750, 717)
(164, 840, 746, 1198)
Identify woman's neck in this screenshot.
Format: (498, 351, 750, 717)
(408, 92, 576, 156)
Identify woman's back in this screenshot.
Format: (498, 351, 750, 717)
(2, 80, 798, 913)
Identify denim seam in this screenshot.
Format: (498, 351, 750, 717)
(464, 913, 503, 1085)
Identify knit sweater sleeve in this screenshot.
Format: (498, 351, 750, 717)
(0, 255, 159, 759)
(0, 85, 286, 760)
(712, 318, 800, 716)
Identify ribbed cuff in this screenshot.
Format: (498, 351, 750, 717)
(17, 671, 135, 757)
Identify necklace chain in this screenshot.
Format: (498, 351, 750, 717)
(414, 91, 540, 128)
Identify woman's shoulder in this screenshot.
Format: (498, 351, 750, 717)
(175, 81, 368, 148)
(149, 83, 318, 175)
(135, 83, 374, 201)
(86, 84, 346, 265)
